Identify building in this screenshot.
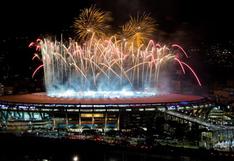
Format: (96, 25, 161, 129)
(0, 92, 207, 131)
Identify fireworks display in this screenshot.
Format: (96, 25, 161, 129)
(30, 6, 201, 99)
(73, 5, 112, 41)
(122, 13, 156, 48)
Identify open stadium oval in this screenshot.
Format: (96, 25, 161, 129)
(0, 93, 209, 131)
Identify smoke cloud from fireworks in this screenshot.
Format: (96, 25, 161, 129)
(30, 6, 201, 99)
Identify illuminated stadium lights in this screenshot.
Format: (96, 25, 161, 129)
(106, 105, 118, 107)
(19, 105, 28, 109)
(158, 107, 166, 111)
(118, 104, 130, 107)
(167, 106, 176, 110)
(178, 106, 184, 110)
(80, 109, 93, 112)
(192, 105, 198, 108)
(81, 114, 93, 117)
(41, 109, 50, 111)
(145, 108, 155, 111)
(81, 105, 92, 108)
(94, 109, 106, 112)
(185, 106, 191, 109)
(67, 109, 79, 112)
(107, 109, 119, 112)
(93, 105, 105, 108)
(0, 93, 207, 130)
(0, 105, 8, 109)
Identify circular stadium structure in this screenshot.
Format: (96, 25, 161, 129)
(0, 93, 210, 131)
(3, 7, 209, 132)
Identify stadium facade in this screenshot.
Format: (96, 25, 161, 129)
(0, 93, 210, 131)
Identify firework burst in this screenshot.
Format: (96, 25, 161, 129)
(73, 5, 112, 41)
(121, 13, 156, 48)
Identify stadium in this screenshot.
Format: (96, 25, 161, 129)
(0, 93, 209, 131)
(0, 6, 207, 132)
(2, 6, 234, 157)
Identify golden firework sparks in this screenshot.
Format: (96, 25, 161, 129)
(122, 13, 156, 48)
(73, 5, 112, 41)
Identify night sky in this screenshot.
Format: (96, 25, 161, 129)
(1, 0, 233, 40)
(0, 0, 234, 86)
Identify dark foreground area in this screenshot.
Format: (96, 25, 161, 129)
(0, 133, 233, 161)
